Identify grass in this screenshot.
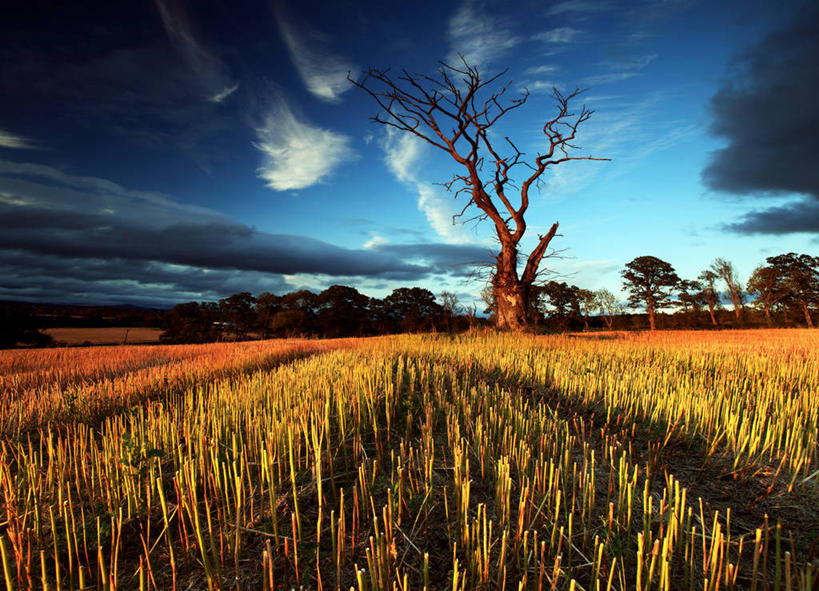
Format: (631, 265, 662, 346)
(0, 329, 817, 590)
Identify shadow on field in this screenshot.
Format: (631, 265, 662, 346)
(412, 351, 819, 578)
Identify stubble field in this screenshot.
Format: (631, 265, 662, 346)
(0, 330, 817, 590)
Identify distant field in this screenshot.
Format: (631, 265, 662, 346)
(0, 330, 817, 590)
(44, 326, 163, 345)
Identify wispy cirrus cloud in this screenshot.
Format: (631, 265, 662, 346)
(447, 0, 521, 67)
(0, 129, 37, 150)
(153, 0, 237, 102)
(274, 6, 356, 102)
(209, 83, 240, 104)
(584, 53, 657, 85)
(382, 130, 475, 245)
(532, 27, 580, 44)
(547, 0, 612, 17)
(255, 99, 357, 191)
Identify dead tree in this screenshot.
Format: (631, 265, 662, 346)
(351, 61, 607, 330)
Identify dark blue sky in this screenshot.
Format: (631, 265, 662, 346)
(1, 0, 816, 307)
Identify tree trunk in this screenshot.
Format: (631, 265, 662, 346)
(493, 242, 529, 331)
(648, 304, 656, 331)
(802, 300, 814, 328)
(492, 223, 559, 331)
(494, 284, 529, 330)
(764, 305, 772, 326)
(707, 299, 718, 326)
(731, 292, 743, 322)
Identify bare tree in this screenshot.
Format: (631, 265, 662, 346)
(440, 291, 461, 332)
(697, 270, 720, 327)
(711, 258, 744, 322)
(593, 288, 620, 330)
(576, 288, 597, 330)
(351, 61, 607, 330)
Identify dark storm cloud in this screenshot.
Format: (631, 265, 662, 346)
(725, 199, 819, 235)
(0, 161, 485, 305)
(0, 251, 294, 308)
(373, 243, 495, 273)
(702, 5, 819, 234)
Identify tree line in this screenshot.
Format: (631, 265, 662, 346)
(160, 250, 816, 343)
(511, 251, 817, 332)
(160, 286, 482, 343)
(2, 251, 814, 348)
(617, 252, 817, 330)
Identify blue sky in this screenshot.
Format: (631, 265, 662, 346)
(0, 0, 816, 308)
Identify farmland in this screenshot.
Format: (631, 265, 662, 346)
(0, 330, 817, 590)
(43, 328, 163, 347)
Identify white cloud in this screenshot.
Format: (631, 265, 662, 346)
(584, 54, 658, 86)
(583, 71, 639, 85)
(447, 0, 521, 66)
(0, 130, 36, 150)
(209, 83, 239, 103)
(527, 65, 560, 75)
(381, 129, 474, 244)
(524, 80, 561, 93)
(547, 0, 612, 16)
(363, 234, 388, 249)
(255, 100, 357, 191)
(275, 8, 355, 102)
(531, 27, 580, 43)
(416, 183, 473, 244)
(0, 191, 29, 206)
(383, 131, 423, 184)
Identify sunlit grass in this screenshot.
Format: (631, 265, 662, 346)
(0, 330, 816, 589)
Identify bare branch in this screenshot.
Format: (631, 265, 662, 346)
(351, 61, 608, 329)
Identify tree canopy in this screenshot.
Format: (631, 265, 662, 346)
(621, 256, 681, 330)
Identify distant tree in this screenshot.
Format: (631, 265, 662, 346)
(576, 288, 597, 330)
(317, 285, 370, 337)
(465, 302, 479, 331)
(269, 309, 309, 337)
(256, 292, 282, 338)
(480, 284, 497, 319)
(271, 290, 318, 335)
(621, 256, 681, 331)
(766, 253, 819, 327)
(711, 258, 744, 322)
(440, 291, 461, 333)
(537, 281, 582, 331)
(161, 302, 221, 343)
(746, 265, 788, 326)
(675, 280, 701, 313)
(593, 288, 620, 330)
(383, 287, 442, 332)
(352, 61, 607, 330)
(367, 298, 395, 334)
(219, 292, 257, 340)
(697, 270, 720, 327)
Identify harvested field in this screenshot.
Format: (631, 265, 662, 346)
(0, 330, 817, 590)
(44, 327, 163, 346)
